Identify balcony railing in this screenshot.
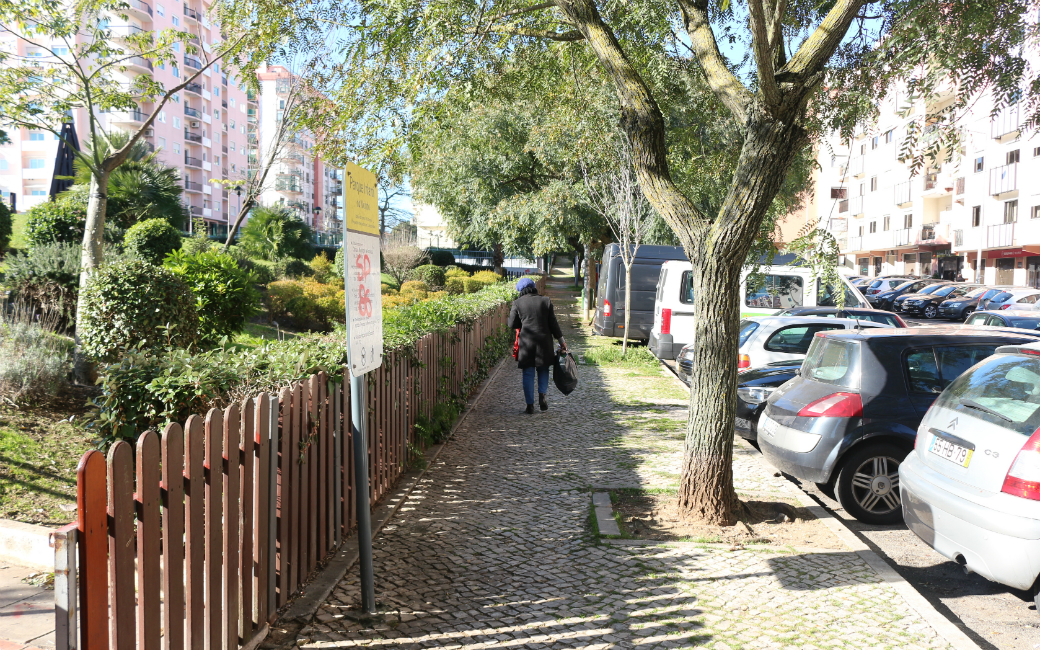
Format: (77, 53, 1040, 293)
(991, 104, 1021, 139)
(127, 0, 152, 17)
(848, 195, 864, 216)
(846, 236, 863, 252)
(955, 176, 965, 196)
(127, 55, 152, 71)
(184, 180, 203, 192)
(183, 6, 200, 20)
(114, 109, 147, 123)
(893, 228, 913, 247)
(184, 155, 202, 168)
(111, 25, 146, 39)
(189, 205, 202, 215)
(184, 82, 202, 95)
(988, 222, 1014, 248)
(954, 229, 964, 247)
(894, 181, 912, 206)
(921, 224, 936, 242)
(183, 55, 201, 70)
(838, 199, 849, 214)
(990, 163, 1018, 195)
(221, 100, 228, 108)
(850, 156, 865, 177)
(222, 145, 228, 153)
(184, 105, 200, 118)
(184, 129, 202, 143)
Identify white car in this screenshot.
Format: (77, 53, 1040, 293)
(674, 316, 891, 382)
(980, 288, 1040, 311)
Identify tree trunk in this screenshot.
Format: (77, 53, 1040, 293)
(622, 261, 631, 355)
(223, 198, 254, 251)
(582, 252, 590, 317)
(74, 170, 110, 382)
(493, 243, 504, 275)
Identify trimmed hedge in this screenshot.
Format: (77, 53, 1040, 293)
(124, 218, 182, 264)
(163, 249, 261, 343)
(408, 264, 446, 288)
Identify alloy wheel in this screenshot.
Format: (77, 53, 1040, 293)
(849, 455, 901, 515)
(962, 307, 974, 320)
(924, 305, 937, 319)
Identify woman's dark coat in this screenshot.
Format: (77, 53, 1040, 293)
(508, 293, 563, 369)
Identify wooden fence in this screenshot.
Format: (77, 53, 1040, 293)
(55, 280, 542, 650)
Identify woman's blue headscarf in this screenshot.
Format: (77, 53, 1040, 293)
(516, 278, 535, 292)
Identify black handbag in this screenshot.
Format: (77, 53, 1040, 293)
(552, 351, 579, 395)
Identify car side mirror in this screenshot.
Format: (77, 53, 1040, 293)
(795, 368, 802, 377)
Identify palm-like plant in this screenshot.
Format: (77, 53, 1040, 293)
(239, 205, 313, 261)
(64, 132, 188, 230)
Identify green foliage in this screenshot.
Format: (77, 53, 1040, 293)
(582, 343, 659, 369)
(224, 245, 276, 284)
(407, 264, 446, 288)
(124, 218, 182, 264)
(445, 277, 464, 295)
(283, 258, 313, 278)
(400, 280, 429, 294)
(470, 270, 501, 284)
(0, 307, 71, 404)
(425, 249, 455, 266)
(239, 206, 314, 261)
(79, 259, 198, 361)
(309, 252, 333, 283)
(381, 281, 519, 351)
(266, 280, 343, 331)
(24, 196, 86, 250)
(463, 278, 486, 294)
(0, 199, 12, 255)
(163, 249, 261, 344)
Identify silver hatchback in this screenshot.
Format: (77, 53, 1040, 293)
(900, 343, 1040, 610)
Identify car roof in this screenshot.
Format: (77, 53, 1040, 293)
(782, 307, 881, 315)
(973, 309, 1040, 317)
(745, 316, 889, 329)
(819, 326, 1040, 343)
(995, 288, 1040, 297)
(605, 244, 688, 261)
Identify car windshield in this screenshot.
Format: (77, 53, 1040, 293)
(868, 280, 884, 289)
(933, 285, 958, 297)
(981, 289, 1000, 300)
(738, 320, 760, 347)
(1008, 318, 1040, 329)
(801, 337, 861, 388)
(934, 354, 1040, 436)
(894, 280, 918, 291)
(966, 288, 988, 298)
(920, 283, 947, 295)
(992, 292, 1012, 303)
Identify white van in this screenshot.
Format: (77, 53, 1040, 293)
(648, 262, 873, 360)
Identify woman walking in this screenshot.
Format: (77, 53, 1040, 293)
(508, 277, 567, 414)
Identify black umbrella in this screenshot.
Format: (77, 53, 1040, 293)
(48, 120, 80, 200)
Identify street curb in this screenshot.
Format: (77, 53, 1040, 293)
(272, 355, 510, 630)
(656, 358, 981, 650)
(0, 519, 56, 571)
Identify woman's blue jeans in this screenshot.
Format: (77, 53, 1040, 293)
(522, 366, 550, 405)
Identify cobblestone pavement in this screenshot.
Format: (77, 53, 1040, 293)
(296, 278, 954, 650)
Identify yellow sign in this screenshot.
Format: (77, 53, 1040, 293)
(345, 162, 379, 235)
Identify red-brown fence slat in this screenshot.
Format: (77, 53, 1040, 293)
(255, 394, 271, 626)
(204, 408, 224, 650)
(322, 372, 332, 554)
(108, 440, 135, 650)
(77, 451, 108, 650)
(278, 386, 294, 607)
(290, 382, 302, 595)
(344, 377, 355, 534)
(240, 397, 255, 640)
(308, 374, 319, 571)
(136, 431, 162, 650)
(162, 423, 186, 650)
(223, 402, 241, 650)
(184, 415, 206, 650)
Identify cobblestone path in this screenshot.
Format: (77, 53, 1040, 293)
(297, 277, 952, 649)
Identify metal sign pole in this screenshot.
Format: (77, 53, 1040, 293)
(350, 372, 376, 613)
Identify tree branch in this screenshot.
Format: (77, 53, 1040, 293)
(779, 0, 866, 81)
(484, 2, 555, 24)
(675, 0, 752, 125)
(478, 25, 584, 41)
(747, 0, 780, 111)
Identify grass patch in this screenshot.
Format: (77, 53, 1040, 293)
(232, 321, 301, 348)
(9, 210, 28, 251)
(380, 272, 399, 289)
(581, 341, 660, 369)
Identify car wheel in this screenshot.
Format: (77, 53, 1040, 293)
(835, 443, 907, 525)
(815, 481, 836, 500)
(923, 305, 937, 319)
(962, 307, 974, 321)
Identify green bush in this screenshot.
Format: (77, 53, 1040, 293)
(283, 258, 313, 278)
(24, 196, 86, 250)
(408, 264, 446, 288)
(224, 246, 276, 285)
(471, 270, 502, 284)
(163, 249, 260, 343)
(124, 218, 182, 264)
(445, 267, 470, 279)
(310, 252, 333, 283)
(463, 278, 486, 293)
(0, 199, 12, 255)
(581, 343, 659, 368)
(79, 259, 198, 361)
(425, 249, 455, 266)
(445, 277, 465, 295)
(239, 205, 313, 261)
(180, 234, 212, 255)
(0, 306, 71, 404)
(400, 280, 430, 294)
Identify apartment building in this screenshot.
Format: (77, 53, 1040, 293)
(819, 74, 1040, 287)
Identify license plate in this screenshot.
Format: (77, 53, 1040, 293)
(929, 435, 973, 467)
(760, 415, 780, 438)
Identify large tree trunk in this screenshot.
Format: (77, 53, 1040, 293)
(493, 243, 504, 275)
(622, 261, 631, 354)
(675, 113, 808, 525)
(74, 170, 110, 381)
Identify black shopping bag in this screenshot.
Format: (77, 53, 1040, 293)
(553, 351, 579, 395)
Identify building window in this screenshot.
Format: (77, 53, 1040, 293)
(860, 144, 866, 155)
(173, 116, 181, 128)
(1034, 146, 1040, 157)
(972, 206, 982, 227)
(230, 120, 235, 128)
(28, 159, 46, 169)
(159, 111, 166, 123)
(230, 98, 235, 107)
(830, 187, 847, 199)
(1032, 206, 1040, 220)
(230, 142, 236, 151)
(872, 136, 878, 150)
(28, 131, 46, 141)
(0, 160, 7, 171)
(870, 176, 878, 192)
(158, 137, 166, 149)
(51, 46, 69, 56)
(30, 190, 46, 196)
(1005, 199, 1018, 223)
(885, 130, 894, 144)
(869, 221, 877, 233)
(904, 214, 913, 229)
(859, 182, 865, 196)
(974, 157, 984, 173)
(1008, 149, 1020, 165)
(157, 3, 164, 15)
(214, 86, 220, 97)
(213, 109, 219, 119)
(173, 66, 179, 78)
(857, 226, 864, 237)
(883, 215, 890, 231)
(172, 15, 179, 26)
(171, 93, 179, 103)
(172, 42, 179, 52)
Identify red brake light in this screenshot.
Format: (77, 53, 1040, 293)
(603, 299, 612, 317)
(797, 392, 863, 417)
(893, 314, 908, 327)
(738, 354, 751, 370)
(1001, 304, 1011, 310)
(660, 308, 672, 335)
(1002, 427, 1040, 500)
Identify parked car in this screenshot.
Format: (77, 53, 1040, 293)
(649, 259, 871, 360)
(757, 327, 1039, 524)
(900, 340, 1040, 608)
(593, 244, 688, 342)
(900, 284, 982, 319)
(892, 282, 951, 313)
(850, 277, 872, 288)
(862, 276, 913, 300)
(870, 278, 938, 311)
(734, 361, 802, 442)
(937, 287, 993, 321)
(963, 309, 1040, 330)
(674, 316, 890, 382)
(774, 307, 906, 328)
(979, 287, 1040, 311)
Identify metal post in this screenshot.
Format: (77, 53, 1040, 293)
(52, 523, 78, 650)
(350, 374, 376, 613)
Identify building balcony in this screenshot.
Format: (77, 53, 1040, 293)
(846, 236, 863, 253)
(955, 176, 965, 196)
(111, 25, 147, 41)
(183, 55, 202, 70)
(990, 163, 1017, 196)
(184, 82, 202, 96)
(275, 175, 302, 194)
(848, 195, 864, 217)
(189, 205, 202, 216)
(988, 222, 1015, 248)
(991, 104, 1021, 140)
(221, 144, 228, 153)
(850, 156, 865, 178)
(222, 76, 228, 86)
(184, 105, 201, 118)
(125, 55, 153, 73)
(838, 199, 849, 214)
(125, 0, 153, 19)
(893, 228, 914, 247)
(184, 155, 202, 168)
(183, 5, 200, 21)
(184, 180, 203, 192)
(110, 109, 147, 125)
(922, 170, 953, 196)
(894, 181, 912, 206)
(184, 129, 202, 143)
(954, 229, 964, 247)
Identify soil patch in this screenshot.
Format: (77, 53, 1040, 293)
(0, 385, 98, 526)
(611, 489, 844, 549)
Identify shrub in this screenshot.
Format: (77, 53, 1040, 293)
(445, 277, 465, 295)
(381, 283, 395, 295)
(163, 249, 261, 343)
(124, 218, 182, 264)
(24, 196, 86, 250)
(445, 267, 470, 279)
(180, 234, 212, 255)
(239, 205, 313, 261)
(0, 200, 12, 255)
(408, 264, 446, 288)
(425, 249, 455, 266)
(266, 280, 343, 331)
(463, 278, 487, 293)
(0, 306, 71, 404)
(283, 258, 314, 279)
(471, 270, 502, 284)
(333, 247, 345, 279)
(224, 246, 276, 285)
(79, 259, 198, 361)
(310, 252, 333, 283)
(400, 280, 430, 294)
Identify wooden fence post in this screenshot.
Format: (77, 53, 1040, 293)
(76, 451, 107, 650)
(162, 423, 185, 650)
(136, 431, 161, 650)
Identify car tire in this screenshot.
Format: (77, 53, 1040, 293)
(835, 443, 908, 525)
(815, 481, 836, 500)
(962, 307, 974, 321)
(923, 305, 937, 319)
